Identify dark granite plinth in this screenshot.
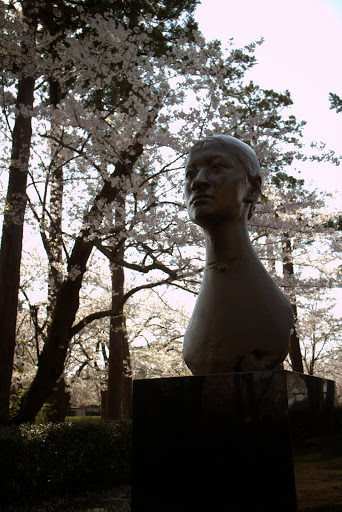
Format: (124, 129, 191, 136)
(286, 371, 336, 439)
(132, 371, 298, 512)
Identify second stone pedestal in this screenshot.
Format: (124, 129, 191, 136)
(132, 371, 297, 512)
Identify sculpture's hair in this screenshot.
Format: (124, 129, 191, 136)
(189, 134, 262, 220)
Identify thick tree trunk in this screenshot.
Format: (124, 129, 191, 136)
(288, 302, 303, 373)
(106, 266, 126, 420)
(0, 71, 36, 425)
(265, 235, 276, 274)
(45, 377, 70, 422)
(282, 235, 304, 373)
(105, 194, 133, 420)
(47, 79, 64, 317)
(105, 266, 133, 419)
(121, 329, 133, 418)
(12, 145, 143, 424)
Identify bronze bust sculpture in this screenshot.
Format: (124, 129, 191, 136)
(183, 134, 294, 374)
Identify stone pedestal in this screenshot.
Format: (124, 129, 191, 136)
(286, 371, 336, 439)
(132, 371, 298, 512)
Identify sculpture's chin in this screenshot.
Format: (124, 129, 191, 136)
(191, 212, 215, 229)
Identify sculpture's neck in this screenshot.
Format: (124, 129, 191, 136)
(203, 219, 257, 265)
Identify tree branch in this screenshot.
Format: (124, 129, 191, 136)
(70, 277, 175, 338)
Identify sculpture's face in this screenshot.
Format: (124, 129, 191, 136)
(184, 141, 250, 227)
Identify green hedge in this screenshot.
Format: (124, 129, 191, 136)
(64, 415, 102, 422)
(0, 420, 131, 504)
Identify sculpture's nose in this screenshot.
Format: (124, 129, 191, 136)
(191, 167, 210, 190)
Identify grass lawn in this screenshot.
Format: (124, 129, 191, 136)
(294, 437, 342, 511)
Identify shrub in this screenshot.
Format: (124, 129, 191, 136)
(0, 420, 131, 504)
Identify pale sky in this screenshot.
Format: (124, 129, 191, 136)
(195, 0, 342, 198)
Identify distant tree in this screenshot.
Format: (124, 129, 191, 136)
(297, 294, 342, 376)
(329, 92, 342, 113)
(214, 82, 337, 373)
(129, 290, 191, 380)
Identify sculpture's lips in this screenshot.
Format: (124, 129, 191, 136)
(190, 194, 213, 205)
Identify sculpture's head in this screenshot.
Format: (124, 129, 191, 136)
(184, 134, 262, 228)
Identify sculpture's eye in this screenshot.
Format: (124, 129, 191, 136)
(210, 162, 223, 172)
(211, 160, 233, 172)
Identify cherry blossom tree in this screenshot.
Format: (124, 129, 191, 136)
(1, 0, 340, 424)
(0, 0, 203, 423)
(1, 0, 262, 423)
